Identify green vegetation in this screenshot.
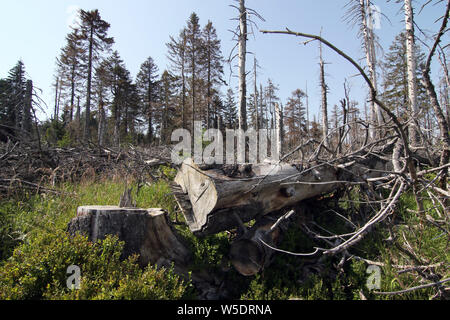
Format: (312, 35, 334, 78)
(0, 232, 191, 300)
(236, 191, 449, 300)
(0, 174, 448, 300)
(0, 177, 193, 300)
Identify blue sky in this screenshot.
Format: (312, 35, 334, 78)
(0, 0, 446, 121)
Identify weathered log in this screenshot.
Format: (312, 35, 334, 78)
(67, 206, 192, 269)
(229, 208, 301, 276)
(173, 158, 339, 236)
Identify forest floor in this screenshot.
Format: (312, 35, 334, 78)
(0, 144, 448, 300)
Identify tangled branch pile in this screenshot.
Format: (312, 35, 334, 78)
(0, 140, 173, 198)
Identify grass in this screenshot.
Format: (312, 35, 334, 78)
(371, 191, 449, 300)
(233, 190, 449, 300)
(0, 172, 448, 300)
(0, 177, 178, 245)
(0, 174, 196, 300)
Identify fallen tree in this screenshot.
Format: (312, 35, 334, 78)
(169, 21, 450, 283)
(172, 139, 398, 237)
(173, 158, 339, 236)
(171, 138, 446, 279)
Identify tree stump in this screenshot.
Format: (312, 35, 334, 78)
(67, 206, 192, 269)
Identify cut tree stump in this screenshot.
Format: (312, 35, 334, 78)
(173, 158, 340, 236)
(67, 206, 192, 269)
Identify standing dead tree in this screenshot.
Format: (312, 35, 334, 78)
(319, 31, 330, 149)
(237, 0, 248, 131)
(404, 0, 422, 147)
(420, 0, 450, 193)
(228, 0, 265, 132)
(344, 0, 384, 139)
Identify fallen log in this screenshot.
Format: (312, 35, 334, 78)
(173, 158, 340, 236)
(229, 209, 301, 276)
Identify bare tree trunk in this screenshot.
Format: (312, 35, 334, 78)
(84, 27, 94, 141)
(360, 0, 382, 139)
(161, 101, 166, 146)
(206, 34, 212, 130)
(76, 96, 81, 127)
(260, 83, 264, 129)
(98, 99, 106, 147)
(238, 0, 248, 131)
(280, 103, 285, 151)
(254, 56, 259, 131)
(57, 79, 62, 122)
(319, 38, 329, 148)
(446, 84, 450, 127)
(437, 49, 450, 127)
(191, 63, 196, 137)
(114, 103, 121, 148)
(177, 30, 187, 130)
(70, 65, 76, 123)
(305, 81, 310, 136)
(22, 80, 33, 135)
(405, 0, 421, 147)
(148, 110, 153, 144)
(275, 103, 282, 159)
(367, 4, 383, 135)
(333, 104, 339, 147)
(54, 77, 59, 122)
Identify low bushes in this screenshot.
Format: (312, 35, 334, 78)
(0, 231, 193, 300)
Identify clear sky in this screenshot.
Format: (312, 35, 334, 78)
(0, 0, 446, 121)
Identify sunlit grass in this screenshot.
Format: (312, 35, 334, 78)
(0, 178, 178, 249)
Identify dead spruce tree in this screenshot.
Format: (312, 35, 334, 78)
(229, 0, 264, 132)
(344, 0, 383, 139)
(420, 0, 450, 194)
(319, 32, 330, 149)
(404, 0, 421, 147)
(237, 0, 248, 131)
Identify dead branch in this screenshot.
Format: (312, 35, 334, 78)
(374, 278, 450, 296)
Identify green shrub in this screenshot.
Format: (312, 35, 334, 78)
(42, 119, 67, 146)
(241, 275, 292, 300)
(159, 165, 177, 181)
(0, 208, 20, 261)
(0, 231, 192, 300)
(57, 132, 73, 148)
